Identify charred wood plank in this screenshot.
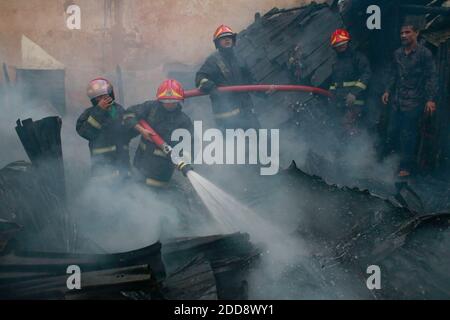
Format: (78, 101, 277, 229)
(15, 116, 66, 203)
(0, 264, 155, 300)
(0, 242, 166, 281)
(163, 255, 217, 300)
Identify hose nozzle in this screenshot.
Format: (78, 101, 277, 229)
(177, 160, 193, 177)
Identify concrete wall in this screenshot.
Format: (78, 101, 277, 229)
(0, 0, 316, 113)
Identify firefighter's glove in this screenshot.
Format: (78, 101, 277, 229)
(200, 80, 217, 94)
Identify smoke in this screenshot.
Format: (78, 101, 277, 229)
(278, 105, 400, 193)
(70, 177, 188, 253)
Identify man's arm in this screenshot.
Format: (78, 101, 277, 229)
(423, 48, 439, 104)
(195, 57, 218, 93)
(350, 52, 372, 98)
(357, 53, 372, 92)
(76, 107, 110, 141)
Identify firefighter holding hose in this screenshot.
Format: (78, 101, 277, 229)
(329, 29, 372, 136)
(123, 79, 194, 188)
(76, 78, 137, 180)
(195, 25, 262, 130)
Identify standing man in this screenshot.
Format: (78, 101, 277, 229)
(77, 78, 136, 179)
(382, 22, 439, 178)
(123, 79, 194, 188)
(195, 25, 260, 130)
(329, 29, 372, 136)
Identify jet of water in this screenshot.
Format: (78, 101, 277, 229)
(186, 170, 289, 243)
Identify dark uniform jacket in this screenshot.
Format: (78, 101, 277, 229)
(76, 103, 136, 177)
(195, 49, 259, 128)
(123, 101, 194, 186)
(329, 47, 372, 107)
(385, 44, 438, 111)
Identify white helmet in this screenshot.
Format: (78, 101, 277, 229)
(87, 78, 114, 100)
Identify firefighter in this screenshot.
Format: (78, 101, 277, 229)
(329, 29, 372, 136)
(382, 22, 438, 178)
(123, 79, 194, 188)
(195, 25, 261, 130)
(76, 78, 136, 179)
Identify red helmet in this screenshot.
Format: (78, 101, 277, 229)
(331, 29, 351, 47)
(156, 79, 184, 102)
(213, 25, 236, 48)
(87, 78, 114, 100)
(213, 25, 235, 41)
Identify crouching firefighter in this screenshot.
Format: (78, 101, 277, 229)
(195, 25, 261, 130)
(76, 78, 137, 180)
(329, 29, 371, 136)
(123, 79, 194, 188)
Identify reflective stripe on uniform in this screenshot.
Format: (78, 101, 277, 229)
(343, 81, 367, 90)
(146, 178, 169, 188)
(330, 81, 367, 91)
(214, 108, 240, 119)
(87, 116, 102, 129)
(353, 100, 365, 106)
(92, 145, 117, 155)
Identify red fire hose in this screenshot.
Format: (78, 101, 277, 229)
(184, 85, 332, 99)
(138, 119, 167, 148)
(138, 119, 192, 176)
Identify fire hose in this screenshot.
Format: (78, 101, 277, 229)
(184, 84, 332, 99)
(138, 119, 193, 176)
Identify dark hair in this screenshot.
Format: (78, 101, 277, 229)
(401, 23, 419, 32)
